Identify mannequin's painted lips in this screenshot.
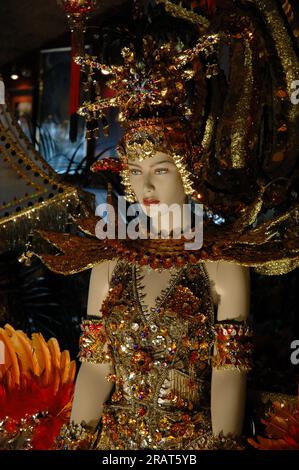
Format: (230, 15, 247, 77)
(143, 198, 160, 205)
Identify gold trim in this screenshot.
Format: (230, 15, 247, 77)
(230, 37, 253, 169)
(155, 0, 210, 29)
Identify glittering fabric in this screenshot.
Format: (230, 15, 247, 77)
(78, 319, 111, 364)
(212, 322, 253, 371)
(78, 260, 250, 450)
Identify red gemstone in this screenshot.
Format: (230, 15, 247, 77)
(163, 259, 173, 269)
(189, 351, 199, 363)
(5, 420, 18, 434)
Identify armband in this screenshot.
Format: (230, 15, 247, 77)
(78, 318, 111, 364)
(211, 321, 253, 371)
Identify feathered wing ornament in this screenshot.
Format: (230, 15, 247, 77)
(248, 391, 299, 450)
(0, 324, 76, 450)
(33, 193, 299, 275)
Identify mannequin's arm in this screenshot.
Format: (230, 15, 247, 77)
(70, 261, 116, 430)
(211, 261, 251, 436)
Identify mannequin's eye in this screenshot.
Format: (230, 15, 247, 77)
(129, 168, 142, 175)
(155, 168, 168, 175)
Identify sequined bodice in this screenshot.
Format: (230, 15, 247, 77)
(98, 260, 216, 450)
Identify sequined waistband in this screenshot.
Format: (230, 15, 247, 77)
(98, 401, 212, 450)
(101, 400, 211, 443)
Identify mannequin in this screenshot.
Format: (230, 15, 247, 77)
(53, 25, 258, 449)
(69, 150, 251, 448)
(1, 1, 298, 450)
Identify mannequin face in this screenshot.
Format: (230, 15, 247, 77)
(127, 151, 186, 216)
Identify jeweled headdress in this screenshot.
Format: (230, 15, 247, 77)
(77, 30, 222, 201)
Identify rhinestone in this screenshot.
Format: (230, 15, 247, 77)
(126, 336, 135, 346)
(150, 324, 158, 333)
(152, 336, 165, 347)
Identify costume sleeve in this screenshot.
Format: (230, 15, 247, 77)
(211, 321, 253, 371)
(78, 317, 112, 364)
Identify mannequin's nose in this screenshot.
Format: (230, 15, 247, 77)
(143, 173, 155, 194)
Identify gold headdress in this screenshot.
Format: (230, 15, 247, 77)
(76, 33, 221, 124)
(77, 31, 222, 200)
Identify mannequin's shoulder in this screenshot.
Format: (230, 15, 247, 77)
(204, 260, 250, 274)
(91, 258, 119, 280)
(203, 260, 218, 282)
(203, 260, 250, 292)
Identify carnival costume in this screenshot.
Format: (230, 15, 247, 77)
(1, 0, 299, 450)
(50, 0, 299, 450)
